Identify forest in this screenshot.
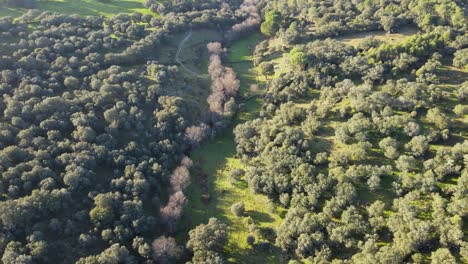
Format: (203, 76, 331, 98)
(0, 0, 466, 263)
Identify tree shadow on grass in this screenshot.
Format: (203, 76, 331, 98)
(247, 210, 274, 223)
(316, 124, 335, 137)
(227, 240, 286, 264)
(437, 66, 468, 85)
(310, 136, 333, 153)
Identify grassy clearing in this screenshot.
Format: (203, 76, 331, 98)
(227, 34, 260, 63)
(179, 33, 288, 263)
(335, 25, 419, 47)
(0, 6, 24, 17)
(227, 34, 264, 98)
(0, 0, 154, 17)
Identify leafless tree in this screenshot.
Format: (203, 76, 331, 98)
(152, 236, 182, 264)
(225, 0, 262, 42)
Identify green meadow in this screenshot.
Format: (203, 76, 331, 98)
(0, 0, 153, 17)
(179, 33, 288, 263)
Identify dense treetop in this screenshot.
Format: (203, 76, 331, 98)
(0, 0, 466, 263)
(0, 1, 251, 262)
(233, 0, 467, 262)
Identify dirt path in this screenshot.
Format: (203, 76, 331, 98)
(175, 30, 200, 76)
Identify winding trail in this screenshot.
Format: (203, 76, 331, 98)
(175, 29, 199, 76)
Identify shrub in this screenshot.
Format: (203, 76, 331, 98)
(230, 202, 245, 217)
(314, 152, 329, 165)
(246, 235, 255, 246)
(64, 76, 79, 89)
(229, 168, 244, 182)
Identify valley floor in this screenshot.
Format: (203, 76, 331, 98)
(179, 33, 288, 263)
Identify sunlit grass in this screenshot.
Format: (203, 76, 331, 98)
(335, 25, 419, 47)
(179, 33, 286, 263)
(0, 0, 156, 17)
(0, 6, 24, 17)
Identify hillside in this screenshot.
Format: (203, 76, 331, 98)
(0, 0, 466, 263)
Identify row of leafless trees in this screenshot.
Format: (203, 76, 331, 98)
(225, 0, 262, 42)
(153, 156, 193, 262)
(181, 43, 243, 149)
(206, 42, 240, 115)
(152, 28, 246, 264)
(154, 3, 257, 261)
(182, 2, 262, 148)
(159, 156, 193, 233)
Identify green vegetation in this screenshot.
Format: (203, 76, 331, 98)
(0, 6, 23, 17)
(232, 1, 467, 261)
(260, 11, 281, 36)
(39, 0, 153, 16)
(180, 32, 288, 263)
(0, 2, 247, 263)
(0, 0, 467, 263)
(0, 0, 153, 17)
(335, 26, 419, 47)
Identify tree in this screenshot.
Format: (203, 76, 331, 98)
(261, 11, 281, 36)
(301, 115, 320, 137)
(430, 248, 457, 264)
(246, 235, 255, 247)
(453, 104, 467, 116)
(230, 202, 245, 217)
(461, 242, 468, 263)
(187, 218, 228, 264)
(283, 21, 301, 44)
(143, 0, 156, 8)
(206, 42, 240, 115)
(160, 192, 187, 233)
(76, 244, 136, 264)
(404, 121, 421, 137)
(258, 62, 274, 76)
(185, 123, 210, 148)
(187, 218, 228, 253)
(289, 47, 306, 68)
(2, 241, 32, 264)
(392, 53, 418, 74)
(426, 108, 449, 130)
(367, 201, 386, 230)
(152, 236, 181, 264)
(416, 55, 442, 77)
(191, 250, 225, 264)
(64, 76, 79, 89)
(379, 137, 399, 159)
(90, 206, 113, 228)
(229, 168, 244, 182)
(453, 48, 468, 70)
(405, 136, 429, 157)
(1, 70, 18, 85)
(380, 15, 396, 33)
(396, 155, 417, 172)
